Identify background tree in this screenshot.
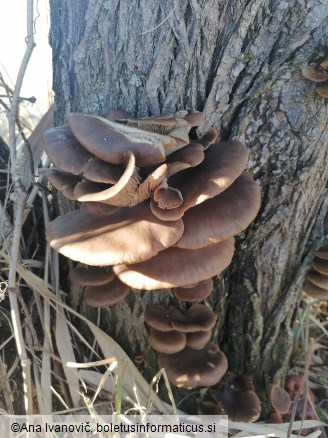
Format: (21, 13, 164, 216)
(49, 0, 328, 410)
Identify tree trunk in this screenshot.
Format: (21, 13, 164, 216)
(49, 0, 328, 412)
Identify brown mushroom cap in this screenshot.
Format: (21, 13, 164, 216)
(158, 342, 228, 388)
(171, 304, 216, 333)
(70, 264, 115, 286)
(84, 277, 130, 307)
(213, 384, 261, 422)
(267, 383, 291, 414)
(114, 239, 234, 290)
(303, 279, 328, 300)
(197, 128, 218, 149)
(150, 140, 249, 221)
(46, 202, 184, 266)
(153, 185, 184, 209)
(166, 142, 205, 177)
(306, 272, 328, 290)
(186, 330, 212, 349)
(43, 126, 93, 175)
(149, 329, 187, 354)
(173, 279, 213, 302)
(81, 157, 124, 184)
(39, 168, 81, 200)
(67, 113, 173, 166)
(316, 84, 328, 98)
(314, 250, 328, 259)
(301, 65, 328, 82)
(175, 171, 261, 249)
(144, 305, 187, 332)
(312, 258, 328, 275)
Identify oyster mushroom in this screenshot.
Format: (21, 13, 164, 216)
(158, 342, 228, 389)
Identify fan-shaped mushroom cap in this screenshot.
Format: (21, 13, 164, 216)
(46, 202, 184, 266)
(267, 384, 291, 414)
(212, 381, 261, 422)
(144, 305, 186, 332)
(166, 142, 205, 177)
(171, 304, 216, 333)
(81, 158, 124, 184)
(175, 171, 261, 249)
(306, 272, 328, 290)
(312, 258, 328, 275)
(84, 277, 129, 307)
(114, 239, 234, 290)
(149, 329, 187, 354)
(184, 111, 205, 127)
(186, 330, 212, 349)
(67, 113, 173, 166)
(39, 168, 81, 200)
(150, 140, 249, 221)
(70, 264, 115, 286)
(303, 280, 328, 300)
(197, 128, 218, 149)
(314, 250, 328, 259)
(153, 185, 184, 209)
(173, 279, 213, 302)
(316, 84, 328, 98)
(43, 126, 93, 175)
(158, 343, 228, 388)
(302, 65, 328, 82)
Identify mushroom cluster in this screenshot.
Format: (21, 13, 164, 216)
(42, 109, 260, 388)
(144, 303, 227, 388)
(199, 374, 261, 422)
(301, 61, 328, 98)
(302, 250, 328, 300)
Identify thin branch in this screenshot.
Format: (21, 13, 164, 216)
(6, 0, 36, 415)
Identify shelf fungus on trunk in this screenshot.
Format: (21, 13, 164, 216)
(43, 109, 261, 388)
(302, 249, 328, 300)
(301, 61, 328, 99)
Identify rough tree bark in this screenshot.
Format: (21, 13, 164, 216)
(49, 0, 328, 411)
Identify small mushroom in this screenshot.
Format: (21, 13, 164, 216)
(316, 83, 328, 98)
(39, 168, 81, 200)
(158, 342, 228, 389)
(311, 258, 328, 275)
(306, 272, 328, 290)
(301, 64, 328, 82)
(303, 279, 328, 300)
(267, 383, 291, 415)
(70, 264, 115, 286)
(186, 330, 212, 349)
(172, 279, 213, 302)
(314, 250, 328, 259)
(171, 304, 216, 333)
(84, 276, 130, 307)
(144, 305, 187, 332)
(148, 329, 187, 354)
(209, 374, 261, 422)
(43, 125, 93, 175)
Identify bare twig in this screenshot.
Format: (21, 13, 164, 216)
(6, 0, 36, 415)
